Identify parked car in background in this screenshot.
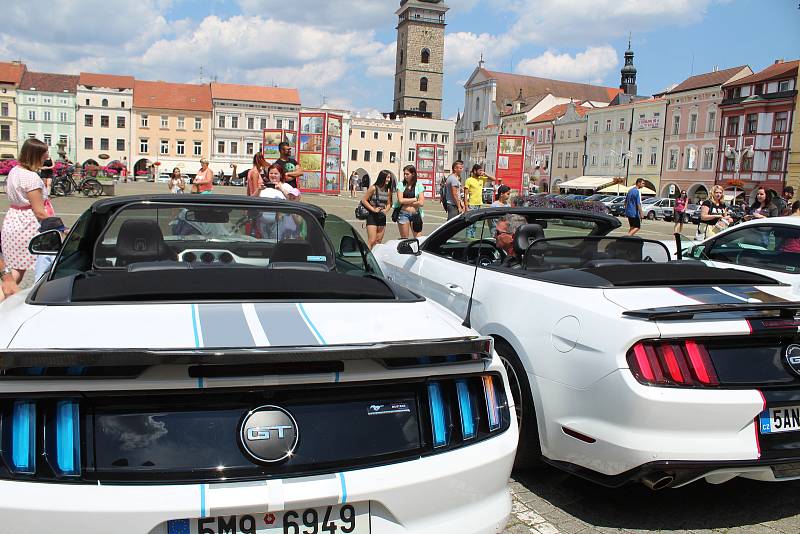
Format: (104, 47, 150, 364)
(156, 173, 171, 184)
(641, 198, 676, 220)
(584, 194, 609, 202)
(602, 195, 624, 207)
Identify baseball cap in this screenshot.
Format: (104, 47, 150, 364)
(39, 217, 66, 233)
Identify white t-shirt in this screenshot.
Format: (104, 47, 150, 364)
(260, 187, 286, 200)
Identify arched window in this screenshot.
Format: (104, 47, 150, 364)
(421, 49, 430, 64)
(397, 78, 402, 94)
(101, 98, 108, 107)
(475, 97, 480, 113)
(420, 77, 428, 92)
(399, 49, 404, 66)
(419, 100, 427, 112)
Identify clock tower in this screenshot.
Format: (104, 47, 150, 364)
(393, 0, 448, 119)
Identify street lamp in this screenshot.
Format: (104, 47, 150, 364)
(724, 145, 754, 203)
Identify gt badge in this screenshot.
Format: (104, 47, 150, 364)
(785, 344, 800, 377)
(239, 405, 299, 463)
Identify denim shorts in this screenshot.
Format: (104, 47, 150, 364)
(397, 211, 413, 224)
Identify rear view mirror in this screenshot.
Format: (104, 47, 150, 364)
(397, 239, 420, 256)
(29, 230, 62, 255)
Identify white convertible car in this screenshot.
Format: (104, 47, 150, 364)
(374, 207, 800, 489)
(0, 195, 517, 534)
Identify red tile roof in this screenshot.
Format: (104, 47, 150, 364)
(0, 61, 26, 85)
(667, 65, 751, 94)
(79, 72, 135, 90)
(527, 102, 590, 124)
(133, 80, 212, 112)
(210, 82, 300, 105)
(724, 60, 799, 87)
(19, 71, 78, 94)
(483, 69, 621, 111)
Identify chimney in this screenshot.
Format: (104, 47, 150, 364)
(712, 65, 718, 72)
(775, 59, 784, 64)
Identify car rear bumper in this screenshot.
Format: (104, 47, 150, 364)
(0, 424, 517, 534)
(537, 369, 800, 483)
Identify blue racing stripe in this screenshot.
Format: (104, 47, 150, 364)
(338, 472, 347, 503)
(200, 483, 206, 517)
(297, 303, 327, 344)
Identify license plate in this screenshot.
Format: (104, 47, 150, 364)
(759, 406, 800, 434)
(168, 503, 369, 534)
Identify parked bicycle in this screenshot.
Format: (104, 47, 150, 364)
(51, 166, 103, 197)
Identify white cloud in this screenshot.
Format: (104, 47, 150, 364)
(516, 46, 618, 84)
(237, 0, 396, 30)
(445, 31, 516, 71)
(352, 41, 397, 78)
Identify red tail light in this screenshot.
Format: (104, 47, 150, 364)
(627, 340, 719, 387)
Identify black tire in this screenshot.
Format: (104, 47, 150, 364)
(682, 213, 690, 224)
(51, 180, 68, 197)
(81, 179, 103, 197)
(647, 211, 656, 220)
(494, 337, 541, 468)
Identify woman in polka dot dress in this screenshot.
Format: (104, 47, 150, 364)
(1, 138, 53, 282)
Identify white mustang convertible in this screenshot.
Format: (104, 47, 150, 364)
(374, 207, 800, 489)
(0, 195, 517, 534)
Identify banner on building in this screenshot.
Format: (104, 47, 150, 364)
(296, 112, 342, 194)
(495, 135, 526, 192)
(415, 143, 446, 198)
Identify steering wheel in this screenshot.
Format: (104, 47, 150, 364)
(464, 239, 505, 266)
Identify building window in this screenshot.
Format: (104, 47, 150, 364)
(246, 142, 254, 155)
(351, 149, 358, 161)
(0, 102, 7, 116)
(564, 152, 571, 168)
(689, 113, 697, 134)
(559, 130, 564, 140)
(376, 151, 383, 163)
(364, 150, 371, 162)
(84, 138, 93, 150)
(724, 154, 735, 171)
(100, 115, 109, 128)
(389, 152, 396, 163)
(672, 116, 680, 135)
(27, 96, 35, 103)
(778, 80, 790, 92)
(43, 110, 51, 121)
(409, 131, 416, 140)
(116, 139, 125, 151)
(160, 116, 168, 128)
(420, 132, 428, 142)
(420, 77, 428, 92)
(360, 130, 365, 139)
(231, 116, 239, 129)
(121, 102, 125, 108)
(195, 117, 202, 130)
(746, 113, 757, 134)
(770, 151, 784, 172)
(141, 114, 149, 128)
(276, 119, 283, 130)
(176, 140, 185, 155)
(407, 149, 415, 161)
(388, 133, 393, 140)
(702, 147, 714, 170)
(727, 116, 739, 136)
(194, 141, 202, 156)
(546, 130, 551, 143)
(421, 49, 430, 64)
(618, 118, 625, 131)
(100, 138, 109, 151)
(101, 98, 108, 107)
(686, 147, 697, 170)
(742, 153, 753, 171)
(573, 151, 578, 168)
(707, 111, 716, 132)
(668, 149, 678, 170)
(592, 121, 598, 133)
(605, 119, 611, 132)
(775, 112, 788, 133)
(373, 131, 378, 140)
(218, 115, 225, 128)
(59, 112, 67, 123)
(419, 101, 427, 112)
(591, 154, 597, 166)
(557, 152, 563, 168)
(59, 135, 67, 148)
(160, 139, 169, 154)
(260, 118, 267, 130)
(247, 117, 254, 130)
(431, 133, 438, 142)
(635, 147, 643, 166)
(288, 120, 294, 131)
(177, 116, 185, 129)
(28, 110, 35, 121)
(43, 134, 51, 146)
(85, 115, 94, 127)
(649, 146, 657, 166)
(230, 141, 238, 154)
(140, 138, 148, 154)
(536, 130, 542, 143)
(84, 98, 90, 106)
(442, 134, 449, 143)
(0, 125, 9, 141)
(603, 153, 609, 166)
(217, 141, 225, 154)
(117, 116, 125, 128)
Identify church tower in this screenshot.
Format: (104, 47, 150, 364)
(393, 0, 449, 119)
(620, 36, 638, 96)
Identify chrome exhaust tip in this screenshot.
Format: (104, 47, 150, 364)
(641, 472, 674, 490)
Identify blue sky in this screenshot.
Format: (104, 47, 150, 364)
(1, 0, 798, 119)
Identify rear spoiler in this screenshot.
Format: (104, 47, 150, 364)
(0, 336, 493, 370)
(623, 302, 800, 321)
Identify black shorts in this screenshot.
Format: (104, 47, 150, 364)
(627, 216, 641, 229)
(366, 211, 387, 227)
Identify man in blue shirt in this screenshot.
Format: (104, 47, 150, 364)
(624, 178, 645, 236)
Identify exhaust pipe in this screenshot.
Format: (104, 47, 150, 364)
(641, 472, 674, 490)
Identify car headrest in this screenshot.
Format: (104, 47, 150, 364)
(271, 239, 314, 263)
(115, 220, 176, 267)
(513, 224, 545, 257)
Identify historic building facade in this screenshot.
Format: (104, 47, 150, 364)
(717, 60, 798, 201)
(660, 66, 752, 201)
(76, 72, 135, 168)
(348, 116, 404, 184)
(552, 101, 590, 190)
(393, 0, 448, 119)
(16, 71, 79, 162)
(132, 80, 212, 177)
(584, 103, 636, 186)
(0, 61, 26, 159)
(627, 97, 668, 194)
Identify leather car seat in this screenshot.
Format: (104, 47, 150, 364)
(115, 220, 177, 267)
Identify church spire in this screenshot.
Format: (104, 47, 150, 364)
(620, 33, 637, 96)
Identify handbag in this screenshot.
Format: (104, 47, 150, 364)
(355, 204, 370, 221)
(391, 207, 401, 223)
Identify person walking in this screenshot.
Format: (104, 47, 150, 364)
(673, 190, 688, 234)
(746, 187, 778, 220)
(700, 185, 733, 238)
(443, 160, 465, 220)
(395, 165, 425, 239)
(0, 139, 53, 284)
(348, 171, 359, 198)
(361, 170, 393, 249)
(247, 153, 268, 197)
(39, 156, 54, 193)
(168, 167, 185, 194)
(464, 164, 485, 237)
(624, 178, 645, 236)
(193, 158, 214, 194)
(275, 141, 303, 190)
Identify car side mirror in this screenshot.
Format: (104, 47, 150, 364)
(28, 230, 62, 255)
(397, 238, 421, 256)
(339, 235, 358, 254)
(691, 245, 705, 259)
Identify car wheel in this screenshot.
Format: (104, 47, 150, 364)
(647, 211, 656, 220)
(494, 337, 541, 468)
